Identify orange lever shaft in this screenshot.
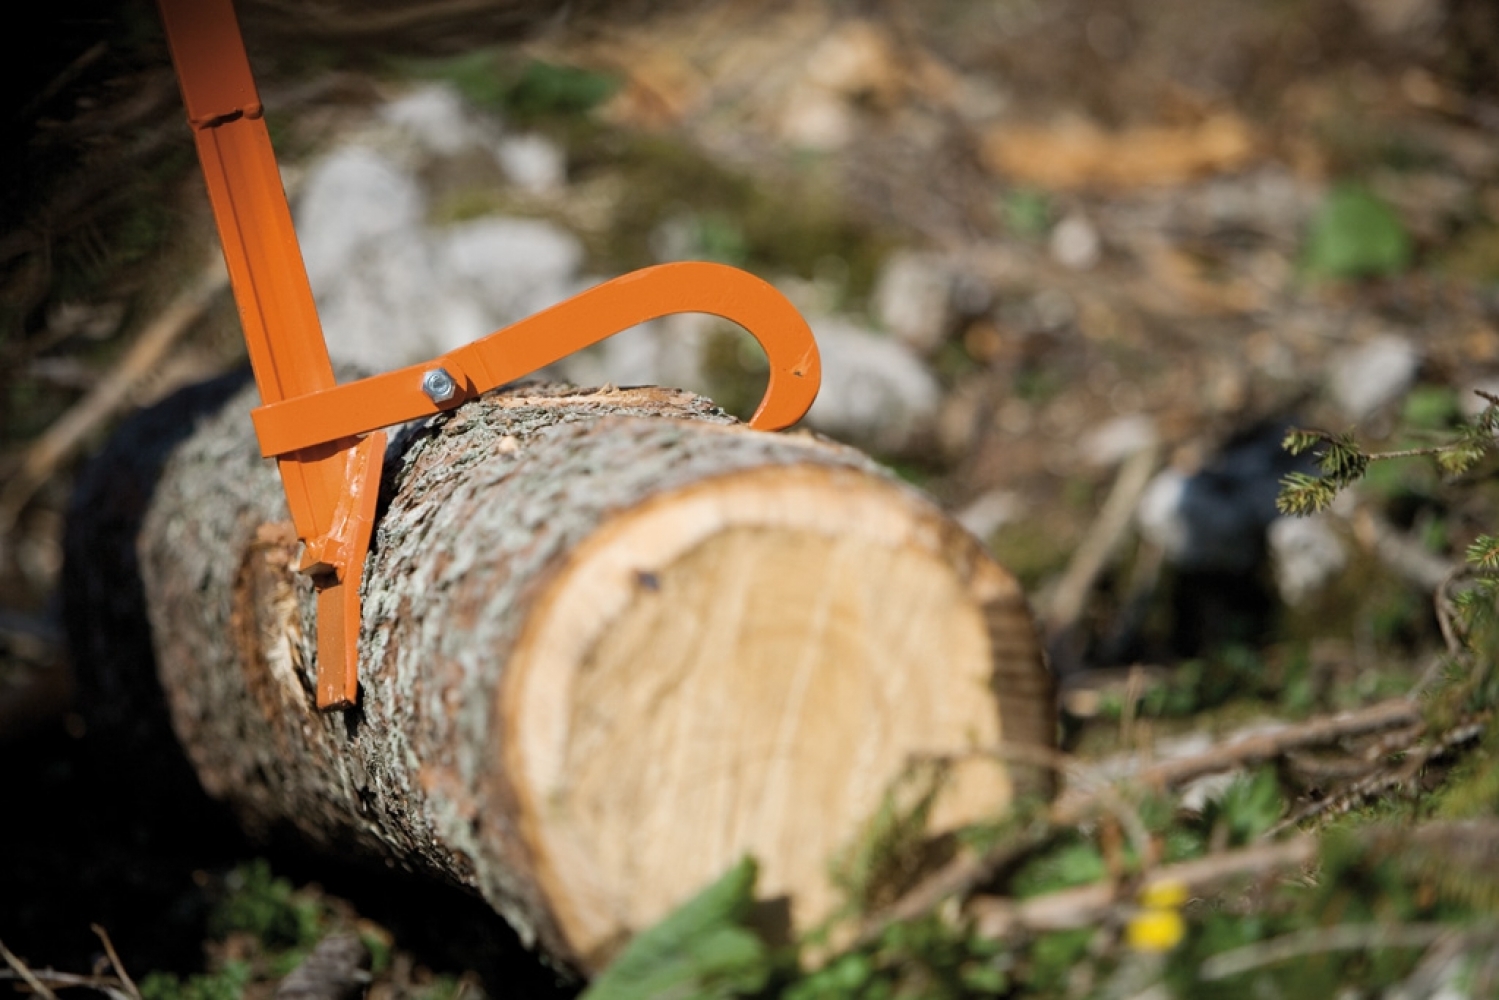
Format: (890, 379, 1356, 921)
(156, 0, 353, 548)
(159, 0, 378, 708)
(159, 0, 823, 715)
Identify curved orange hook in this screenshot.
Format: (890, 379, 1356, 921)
(251, 261, 821, 458)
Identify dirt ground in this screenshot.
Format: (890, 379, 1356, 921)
(5, 0, 1499, 994)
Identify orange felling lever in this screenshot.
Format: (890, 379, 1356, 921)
(157, 0, 821, 711)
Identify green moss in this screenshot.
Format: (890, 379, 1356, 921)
(1000, 188, 1052, 241)
(1010, 839, 1107, 899)
(1403, 385, 1461, 431)
(430, 185, 518, 225)
(393, 50, 617, 122)
(211, 859, 324, 950)
(138, 962, 252, 1000)
(572, 133, 891, 302)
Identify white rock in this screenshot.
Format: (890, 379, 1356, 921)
(296, 144, 589, 369)
(1078, 414, 1157, 467)
(1459, 376, 1499, 420)
(436, 217, 585, 341)
(872, 251, 954, 354)
(954, 490, 1024, 540)
(1137, 469, 1191, 562)
(1050, 213, 1101, 270)
(1030, 288, 1076, 330)
(804, 317, 942, 453)
(553, 311, 712, 396)
(779, 88, 855, 150)
(1268, 514, 1347, 606)
(494, 133, 566, 194)
(314, 234, 451, 369)
(296, 148, 426, 293)
(1329, 334, 1420, 421)
(380, 83, 496, 157)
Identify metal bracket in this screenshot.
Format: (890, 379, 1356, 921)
(158, 0, 821, 709)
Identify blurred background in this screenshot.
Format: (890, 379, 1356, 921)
(4, 0, 1499, 990)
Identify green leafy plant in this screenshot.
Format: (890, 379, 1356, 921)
(830, 760, 952, 913)
(1301, 184, 1412, 281)
(138, 961, 252, 1000)
(1276, 393, 1499, 517)
(580, 857, 772, 1000)
(211, 859, 325, 950)
(396, 50, 617, 120)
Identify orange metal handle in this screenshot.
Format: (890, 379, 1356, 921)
(250, 261, 821, 458)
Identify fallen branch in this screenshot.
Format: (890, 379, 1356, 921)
(852, 739, 1153, 948)
(1270, 715, 1490, 834)
(90, 925, 141, 1000)
(0, 969, 132, 1000)
(0, 940, 62, 1000)
(1043, 445, 1158, 671)
(0, 259, 226, 537)
(1052, 697, 1425, 824)
(1199, 922, 1493, 981)
(859, 697, 1433, 947)
(1351, 507, 1459, 594)
(968, 835, 1317, 939)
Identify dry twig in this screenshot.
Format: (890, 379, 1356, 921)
(1045, 444, 1158, 635)
(1052, 697, 1425, 824)
(862, 696, 1452, 949)
(89, 926, 140, 1000)
(0, 940, 62, 1000)
(0, 970, 133, 1000)
(968, 834, 1318, 939)
(1199, 922, 1493, 981)
(0, 259, 226, 536)
(1271, 715, 1489, 833)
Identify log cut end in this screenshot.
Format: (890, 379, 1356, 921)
(501, 461, 1049, 966)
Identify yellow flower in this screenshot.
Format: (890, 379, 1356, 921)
(1126, 908, 1185, 953)
(1126, 879, 1189, 953)
(1139, 878, 1188, 910)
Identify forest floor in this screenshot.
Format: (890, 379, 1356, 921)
(5, 0, 1499, 997)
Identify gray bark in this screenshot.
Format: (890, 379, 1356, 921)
(130, 380, 888, 959)
(64, 377, 1053, 969)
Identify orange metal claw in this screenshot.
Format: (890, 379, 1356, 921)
(159, 0, 821, 712)
(250, 261, 821, 459)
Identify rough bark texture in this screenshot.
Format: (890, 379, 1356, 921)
(67, 378, 1053, 971)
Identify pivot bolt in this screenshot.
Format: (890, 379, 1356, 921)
(422, 368, 458, 404)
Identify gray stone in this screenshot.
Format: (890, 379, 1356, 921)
(1050, 213, 1101, 270)
(296, 148, 426, 294)
(872, 251, 955, 354)
(495, 133, 567, 194)
(1268, 514, 1347, 606)
(804, 317, 942, 453)
(436, 217, 585, 341)
(1329, 334, 1420, 421)
(379, 83, 498, 157)
(1078, 414, 1157, 467)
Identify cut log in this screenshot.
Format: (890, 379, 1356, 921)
(65, 378, 1053, 971)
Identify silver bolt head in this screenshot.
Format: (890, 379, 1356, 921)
(422, 367, 458, 404)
